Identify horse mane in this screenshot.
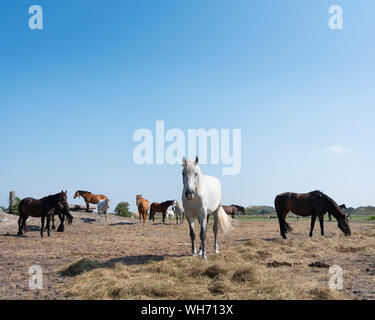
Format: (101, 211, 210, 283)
(161, 200, 174, 207)
(231, 204, 244, 211)
(77, 190, 91, 195)
(311, 190, 346, 220)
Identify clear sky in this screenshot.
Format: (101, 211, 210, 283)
(1, 0, 374, 211)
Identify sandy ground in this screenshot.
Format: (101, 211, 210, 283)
(0, 211, 374, 300)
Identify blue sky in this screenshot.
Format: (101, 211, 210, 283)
(0, 0, 374, 211)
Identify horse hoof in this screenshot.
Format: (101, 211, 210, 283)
(214, 250, 220, 254)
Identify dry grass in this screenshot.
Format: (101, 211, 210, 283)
(1, 211, 374, 300)
(61, 233, 373, 300)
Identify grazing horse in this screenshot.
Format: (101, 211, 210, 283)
(44, 204, 74, 232)
(73, 190, 107, 212)
(207, 204, 245, 223)
(182, 156, 232, 260)
(97, 199, 110, 223)
(18, 191, 72, 237)
(172, 200, 185, 225)
(275, 190, 351, 239)
(136, 195, 149, 226)
(329, 204, 348, 222)
(149, 200, 174, 223)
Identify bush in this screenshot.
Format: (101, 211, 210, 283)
(8, 197, 21, 215)
(115, 202, 132, 218)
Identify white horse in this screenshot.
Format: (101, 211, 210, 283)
(97, 199, 110, 223)
(172, 200, 185, 226)
(182, 156, 232, 260)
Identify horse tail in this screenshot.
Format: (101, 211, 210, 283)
(218, 205, 233, 234)
(66, 209, 73, 225)
(18, 200, 24, 217)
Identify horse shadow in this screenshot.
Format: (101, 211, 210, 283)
(61, 254, 185, 277)
(109, 222, 135, 226)
(80, 218, 97, 224)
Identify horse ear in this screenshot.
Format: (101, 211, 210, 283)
(194, 156, 198, 165)
(182, 157, 186, 166)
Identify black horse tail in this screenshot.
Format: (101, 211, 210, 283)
(18, 199, 25, 217)
(65, 207, 74, 225)
(274, 195, 289, 237)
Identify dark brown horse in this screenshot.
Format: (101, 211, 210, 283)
(45, 204, 74, 232)
(73, 190, 107, 212)
(208, 204, 245, 222)
(223, 204, 245, 219)
(18, 191, 72, 237)
(150, 200, 174, 223)
(275, 190, 351, 239)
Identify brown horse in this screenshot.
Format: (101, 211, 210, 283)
(223, 204, 245, 219)
(150, 200, 174, 223)
(18, 191, 72, 237)
(208, 204, 245, 222)
(73, 190, 107, 212)
(136, 195, 149, 226)
(275, 190, 351, 239)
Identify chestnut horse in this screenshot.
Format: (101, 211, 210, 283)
(74, 190, 107, 212)
(136, 195, 149, 226)
(18, 191, 72, 237)
(275, 190, 351, 239)
(149, 200, 174, 223)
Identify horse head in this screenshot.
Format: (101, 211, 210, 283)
(182, 156, 200, 200)
(338, 214, 351, 236)
(73, 190, 80, 199)
(136, 195, 142, 207)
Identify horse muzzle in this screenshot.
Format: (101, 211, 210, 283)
(185, 191, 195, 200)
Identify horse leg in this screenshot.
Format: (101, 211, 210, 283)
(319, 216, 324, 236)
(40, 216, 45, 237)
(163, 210, 166, 224)
(22, 216, 29, 232)
(17, 216, 23, 236)
(86, 201, 90, 212)
(199, 210, 208, 260)
(188, 218, 197, 256)
(57, 213, 65, 232)
(213, 209, 220, 254)
(51, 215, 56, 230)
(328, 213, 332, 222)
(276, 208, 287, 239)
(309, 215, 317, 237)
(46, 215, 51, 237)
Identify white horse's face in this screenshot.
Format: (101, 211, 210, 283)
(182, 156, 199, 200)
